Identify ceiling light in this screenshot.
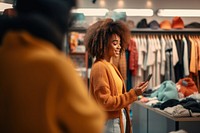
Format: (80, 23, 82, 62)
(0, 2, 12, 12)
(157, 9, 200, 17)
(72, 8, 109, 16)
(114, 9, 153, 16)
(118, 0, 124, 8)
(99, 0, 105, 7)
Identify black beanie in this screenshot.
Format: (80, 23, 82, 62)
(15, 0, 76, 34)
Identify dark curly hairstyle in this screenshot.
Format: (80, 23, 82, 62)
(84, 18, 131, 60)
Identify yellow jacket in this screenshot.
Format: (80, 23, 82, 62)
(0, 31, 105, 133)
(89, 60, 140, 133)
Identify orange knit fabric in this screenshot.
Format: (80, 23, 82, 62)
(89, 60, 139, 133)
(0, 31, 106, 133)
(177, 77, 198, 97)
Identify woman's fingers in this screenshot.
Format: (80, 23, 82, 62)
(140, 81, 149, 92)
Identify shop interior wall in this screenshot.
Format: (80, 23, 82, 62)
(77, 0, 200, 27)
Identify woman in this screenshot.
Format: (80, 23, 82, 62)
(84, 18, 149, 133)
(0, 0, 105, 133)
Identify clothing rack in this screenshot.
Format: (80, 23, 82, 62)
(69, 27, 200, 34)
(129, 29, 200, 92)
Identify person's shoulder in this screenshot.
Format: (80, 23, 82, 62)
(92, 60, 107, 69)
(50, 53, 75, 69)
(34, 49, 75, 72)
(90, 60, 109, 76)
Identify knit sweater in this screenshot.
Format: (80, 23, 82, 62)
(0, 31, 105, 133)
(89, 60, 140, 133)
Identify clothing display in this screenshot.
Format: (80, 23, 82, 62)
(148, 20, 160, 29)
(172, 17, 185, 29)
(127, 33, 200, 92)
(160, 20, 172, 30)
(176, 77, 198, 97)
(164, 105, 192, 117)
(150, 80, 179, 102)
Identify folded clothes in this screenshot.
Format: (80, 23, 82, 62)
(164, 105, 191, 117)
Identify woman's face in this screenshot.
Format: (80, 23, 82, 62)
(106, 34, 121, 58)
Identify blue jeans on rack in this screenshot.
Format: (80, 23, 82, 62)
(104, 109, 126, 133)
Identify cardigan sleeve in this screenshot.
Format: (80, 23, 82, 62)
(90, 61, 139, 111)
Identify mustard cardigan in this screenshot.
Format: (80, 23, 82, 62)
(0, 31, 105, 133)
(89, 60, 140, 133)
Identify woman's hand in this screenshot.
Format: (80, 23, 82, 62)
(134, 81, 149, 96)
(138, 81, 149, 93)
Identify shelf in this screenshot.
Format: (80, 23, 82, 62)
(75, 67, 87, 77)
(69, 27, 87, 32)
(67, 27, 88, 86)
(135, 101, 200, 122)
(131, 28, 200, 34)
(132, 101, 200, 133)
(69, 27, 200, 34)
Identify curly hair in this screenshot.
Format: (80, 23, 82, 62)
(84, 18, 131, 60)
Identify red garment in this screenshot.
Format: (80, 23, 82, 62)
(128, 38, 138, 76)
(177, 77, 198, 97)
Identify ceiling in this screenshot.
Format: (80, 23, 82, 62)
(0, 0, 13, 4)
(0, 0, 200, 24)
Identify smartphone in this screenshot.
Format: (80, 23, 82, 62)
(144, 74, 152, 82)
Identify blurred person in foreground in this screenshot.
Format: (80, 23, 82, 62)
(84, 18, 149, 133)
(0, 0, 105, 133)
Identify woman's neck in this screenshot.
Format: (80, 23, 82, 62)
(103, 56, 111, 63)
(102, 52, 112, 62)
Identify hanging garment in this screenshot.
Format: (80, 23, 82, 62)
(182, 36, 190, 76)
(112, 52, 127, 81)
(174, 35, 185, 82)
(128, 38, 138, 76)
